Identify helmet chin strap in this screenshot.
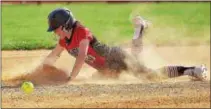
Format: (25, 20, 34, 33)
(64, 20, 77, 43)
(62, 9, 76, 33)
(62, 17, 71, 32)
(65, 17, 71, 26)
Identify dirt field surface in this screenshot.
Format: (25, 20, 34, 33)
(1, 45, 210, 108)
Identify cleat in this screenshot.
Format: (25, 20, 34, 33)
(186, 65, 208, 81)
(133, 16, 151, 29)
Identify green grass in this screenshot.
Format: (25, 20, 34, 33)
(2, 2, 210, 50)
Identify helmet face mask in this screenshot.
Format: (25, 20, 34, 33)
(47, 8, 75, 32)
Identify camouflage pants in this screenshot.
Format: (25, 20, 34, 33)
(97, 29, 152, 76)
(101, 46, 186, 79)
(102, 45, 153, 75)
(104, 46, 128, 73)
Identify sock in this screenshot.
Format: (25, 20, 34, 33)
(164, 66, 195, 78)
(132, 25, 144, 40)
(132, 25, 144, 50)
(133, 27, 141, 40)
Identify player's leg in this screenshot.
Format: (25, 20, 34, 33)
(157, 65, 208, 81)
(102, 46, 128, 78)
(131, 16, 149, 53)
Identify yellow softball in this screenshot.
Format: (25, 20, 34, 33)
(21, 81, 34, 94)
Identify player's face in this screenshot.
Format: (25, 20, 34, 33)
(54, 26, 66, 39)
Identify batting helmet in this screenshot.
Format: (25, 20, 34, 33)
(47, 8, 75, 32)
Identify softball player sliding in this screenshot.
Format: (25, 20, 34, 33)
(44, 7, 207, 81)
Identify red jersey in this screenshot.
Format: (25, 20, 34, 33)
(59, 22, 109, 70)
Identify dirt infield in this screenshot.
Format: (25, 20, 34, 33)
(1, 45, 210, 108)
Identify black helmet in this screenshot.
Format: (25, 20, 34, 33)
(47, 8, 75, 32)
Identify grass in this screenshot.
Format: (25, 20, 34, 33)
(2, 2, 210, 50)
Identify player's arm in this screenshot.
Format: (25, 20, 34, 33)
(69, 39, 89, 80)
(42, 43, 64, 65)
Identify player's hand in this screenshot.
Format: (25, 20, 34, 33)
(67, 76, 72, 82)
(67, 76, 71, 81)
(67, 74, 75, 82)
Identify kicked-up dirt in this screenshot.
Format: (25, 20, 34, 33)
(1, 45, 210, 108)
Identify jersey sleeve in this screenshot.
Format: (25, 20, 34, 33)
(77, 27, 93, 43)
